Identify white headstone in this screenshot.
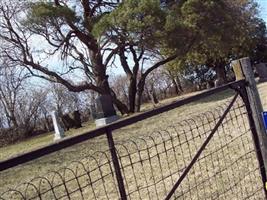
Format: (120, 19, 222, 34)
(51, 111, 65, 141)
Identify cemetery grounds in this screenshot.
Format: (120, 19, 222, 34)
(0, 82, 267, 199)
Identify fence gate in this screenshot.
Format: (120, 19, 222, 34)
(0, 57, 267, 199)
(162, 89, 266, 199)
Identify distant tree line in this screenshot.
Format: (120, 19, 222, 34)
(0, 0, 267, 144)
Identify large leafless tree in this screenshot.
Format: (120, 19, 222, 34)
(0, 0, 193, 114)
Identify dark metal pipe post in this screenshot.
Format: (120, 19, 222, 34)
(232, 57, 267, 198)
(238, 86, 267, 198)
(106, 128, 127, 200)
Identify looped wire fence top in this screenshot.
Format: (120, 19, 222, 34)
(0, 91, 265, 199)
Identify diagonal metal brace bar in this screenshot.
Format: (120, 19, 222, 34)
(164, 93, 239, 200)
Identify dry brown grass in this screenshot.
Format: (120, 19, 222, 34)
(0, 82, 267, 199)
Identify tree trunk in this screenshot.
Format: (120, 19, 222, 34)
(7, 107, 18, 128)
(90, 49, 112, 94)
(128, 78, 137, 113)
(43, 112, 52, 131)
(90, 50, 129, 115)
(135, 78, 146, 112)
(10, 115, 18, 128)
(135, 89, 143, 112)
(172, 78, 180, 95)
(110, 89, 129, 115)
(149, 87, 159, 106)
(112, 97, 129, 115)
(176, 76, 183, 92)
(171, 75, 183, 95)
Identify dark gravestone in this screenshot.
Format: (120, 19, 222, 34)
(95, 95, 117, 119)
(72, 110, 82, 128)
(94, 95, 119, 127)
(255, 63, 267, 82)
(61, 114, 74, 130)
(61, 110, 82, 130)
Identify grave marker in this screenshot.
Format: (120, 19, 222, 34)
(94, 95, 119, 127)
(255, 63, 267, 82)
(51, 111, 65, 141)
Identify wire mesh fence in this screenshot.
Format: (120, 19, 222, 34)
(0, 92, 265, 199)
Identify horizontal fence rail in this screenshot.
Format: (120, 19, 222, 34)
(0, 80, 246, 172)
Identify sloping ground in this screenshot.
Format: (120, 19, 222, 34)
(0, 82, 266, 199)
(0, 88, 233, 162)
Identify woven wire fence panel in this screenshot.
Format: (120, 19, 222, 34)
(0, 133, 114, 196)
(114, 95, 265, 199)
(0, 151, 120, 200)
(0, 95, 265, 199)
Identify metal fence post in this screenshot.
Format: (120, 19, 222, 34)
(105, 128, 127, 200)
(232, 57, 267, 196)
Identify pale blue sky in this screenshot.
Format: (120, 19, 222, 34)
(33, 0, 267, 81)
(258, 0, 267, 22)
